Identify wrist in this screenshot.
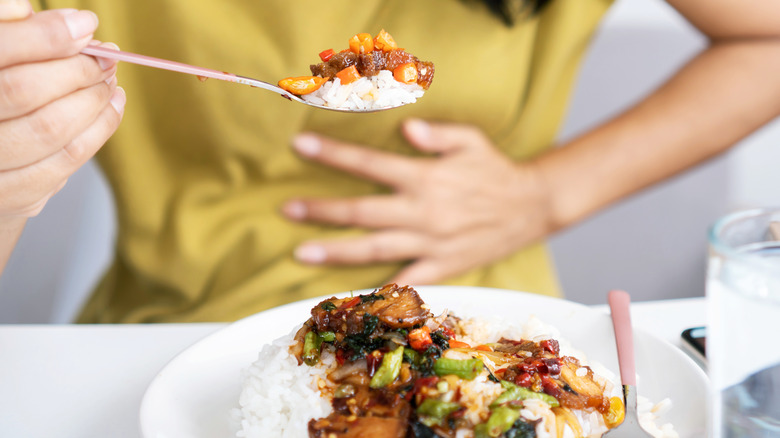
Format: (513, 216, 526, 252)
(520, 157, 563, 235)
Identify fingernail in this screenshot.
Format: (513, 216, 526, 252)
(405, 118, 430, 141)
(110, 86, 126, 113)
(293, 134, 321, 157)
(96, 42, 119, 70)
(295, 244, 326, 264)
(282, 200, 307, 220)
(64, 10, 98, 40)
(105, 73, 117, 86)
(97, 57, 113, 71)
(0, 0, 32, 20)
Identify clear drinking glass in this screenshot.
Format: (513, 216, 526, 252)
(707, 208, 780, 437)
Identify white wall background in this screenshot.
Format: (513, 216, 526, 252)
(1, 0, 779, 322)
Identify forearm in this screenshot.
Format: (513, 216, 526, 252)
(0, 218, 26, 276)
(534, 38, 780, 231)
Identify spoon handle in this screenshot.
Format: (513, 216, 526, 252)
(80, 45, 290, 97)
(608, 289, 636, 386)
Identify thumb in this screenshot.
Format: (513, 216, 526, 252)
(0, 0, 32, 21)
(401, 118, 492, 155)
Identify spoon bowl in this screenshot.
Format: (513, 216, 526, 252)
(81, 45, 403, 113)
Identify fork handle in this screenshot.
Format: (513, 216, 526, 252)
(608, 289, 637, 386)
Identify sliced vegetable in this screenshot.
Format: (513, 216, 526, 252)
(369, 345, 404, 388)
(416, 398, 462, 420)
(348, 32, 374, 54)
(277, 76, 327, 95)
(302, 331, 323, 366)
(319, 48, 335, 62)
(474, 424, 490, 438)
(448, 339, 471, 349)
(373, 29, 398, 52)
(553, 406, 584, 438)
(403, 347, 421, 365)
(302, 331, 336, 365)
(393, 62, 418, 84)
(336, 65, 361, 85)
(485, 406, 522, 437)
(319, 331, 336, 342)
(604, 396, 626, 428)
(491, 380, 560, 408)
(339, 296, 361, 310)
(433, 357, 483, 380)
(408, 326, 433, 351)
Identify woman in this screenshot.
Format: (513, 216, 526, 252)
(1, 0, 779, 322)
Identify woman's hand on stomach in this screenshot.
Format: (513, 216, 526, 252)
(0, 2, 125, 223)
(283, 119, 553, 285)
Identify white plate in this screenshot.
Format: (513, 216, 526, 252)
(140, 286, 708, 437)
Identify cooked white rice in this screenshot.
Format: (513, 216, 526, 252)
(301, 70, 424, 110)
(233, 315, 677, 438)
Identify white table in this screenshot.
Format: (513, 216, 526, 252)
(0, 298, 705, 438)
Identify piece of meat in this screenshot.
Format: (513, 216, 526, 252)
(556, 357, 610, 413)
(310, 296, 352, 334)
(310, 51, 358, 78)
(415, 60, 434, 90)
(361, 284, 430, 329)
(384, 49, 416, 71)
(493, 339, 545, 357)
(310, 388, 411, 438)
(308, 416, 407, 438)
(357, 51, 387, 77)
(310, 284, 431, 336)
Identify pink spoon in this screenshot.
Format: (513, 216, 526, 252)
(604, 290, 653, 437)
(81, 45, 399, 113)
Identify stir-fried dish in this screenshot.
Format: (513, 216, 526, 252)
(290, 284, 626, 438)
(278, 30, 434, 96)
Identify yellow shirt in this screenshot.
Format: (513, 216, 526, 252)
(33, 0, 612, 322)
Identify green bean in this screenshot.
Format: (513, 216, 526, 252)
(403, 347, 420, 364)
(484, 406, 521, 437)
(416, 398, 462, 420)
(369, 346, 404, 388)
(433, 357, 483, 380)
(302, 331, 323, 366)
(319, 331, 336, 342)
(302, 331, 336, 366)
(474, 423, 490, 438)
(491, 380, 559, 407)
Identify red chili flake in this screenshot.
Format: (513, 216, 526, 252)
(540, 375, 561, 397)
(409, 376, 439, 400)
(514, 372, 533, 388)
(319, 48, 335, 62)
(339, 296, 361, 310)
(540, 339, 560, 355)
(543, 358, 561, 376)
(450, 408, 467, 419)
